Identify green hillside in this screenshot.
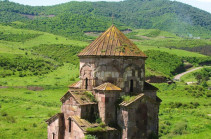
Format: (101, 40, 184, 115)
(0, 0, 211, 39)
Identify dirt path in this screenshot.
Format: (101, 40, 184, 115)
(174, 67, 203, 81)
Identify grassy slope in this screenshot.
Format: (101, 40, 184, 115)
(155, 84, 211, 139)
(139, 46, 206, 58)
(130, 29, 211, 49)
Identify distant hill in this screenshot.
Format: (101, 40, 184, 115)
(0, 0, 211, 39)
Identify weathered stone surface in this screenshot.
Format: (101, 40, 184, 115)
(46, 25, 160, 139)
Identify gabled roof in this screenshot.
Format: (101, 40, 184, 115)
(119, 93, 161, 107)
(69, 80, 82, 89)
(60, 90, 97, 105)
(94, 82, 121, 91)
(144, 82, 158, 91)
(45, 113, 63, 125)
(78, 25, 147, 57)
(70, 116, 116, 133)
(119, 94, 145, 107)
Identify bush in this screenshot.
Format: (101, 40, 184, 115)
(171, 122, 188, 135)
(1, 111, 8, 116)
(85, 134, 97, 139)
(6, 115, 16, 123)
(206, 91, 211, 97)
(70, 77, 75, 81)
(33, 123, 37, 127)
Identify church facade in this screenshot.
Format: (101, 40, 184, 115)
(46, 25, 161, 139)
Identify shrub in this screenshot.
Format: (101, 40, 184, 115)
(95, 117, 102, 123)
(33, 123, 37, 127)
(6, 115, 16, 123)
(171, 122, 188, 135)
(24, 92, 32, 94)
(86, 126, 106, 133)
(1, 111, 8, 116)
(70, 77, 75, 81)
(83, 92, 96, 102)
(85, 134, 97, 139)
(206, 91, 211, 97)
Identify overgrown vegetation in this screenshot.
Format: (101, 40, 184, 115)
(145, 50, 185, 78)
(86, 122, 107, 133)
(0, 54, 57, 78)
(1, 0, 211, 39)
(31, 44, 84, 65)
(84, 134, 97, 139)
(0, 32, 41, 42)
(82, 91, 96, 102)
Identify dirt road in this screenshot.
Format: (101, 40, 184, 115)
(174, 67, 203, 81)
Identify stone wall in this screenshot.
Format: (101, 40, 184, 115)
(80, 57, 145, 94)
(118, 97, 159, 139)
(61, 96, 81, 138)
(144, 90, 157, 100)
(47, 116, 64, 139)
(146, 99, 159, 136)
(70, 121, 85, 139)
(95, 90, 122, 126)
(81, 104, 98, 123)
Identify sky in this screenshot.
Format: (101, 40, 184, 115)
(9, 0, 211, 13)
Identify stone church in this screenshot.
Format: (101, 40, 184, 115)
(46, 25, 161, 139)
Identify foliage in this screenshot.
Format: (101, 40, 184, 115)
(83, 91, 96, 102)
(183, 57, 211, 66)
(145, 50, 184, 78)
(155, 83, 211, 138)
(0, 54, 58, 78)
(31, 44, 84, 65)
(86, 122, 107, 133)
(0, 32, 41, 42)
(84, 134, 97, 139)
(121, 95, 136, 103)
(193, 68, 211, 85)
(1, 0, 211, 39)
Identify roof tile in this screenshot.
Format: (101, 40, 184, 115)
(94, 82, 121, 91)
(78, 25, 147, 57)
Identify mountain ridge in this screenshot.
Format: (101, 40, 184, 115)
(0, 0, 211, 39)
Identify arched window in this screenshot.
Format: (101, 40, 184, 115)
(69, 118, 71, 132)
(85, 78, 88, 89)
(52, 132, 55, 139)
(130, 80, 134, 92)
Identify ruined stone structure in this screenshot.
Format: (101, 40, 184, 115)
(46, 25, 161, 139)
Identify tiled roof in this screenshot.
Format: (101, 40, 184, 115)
(119, 93, 162, 107)
(68, 80, 82, 89)
(144, 82, 158, 91)
(70, 116, 116, 133)
(45, 113, 63, 125)
(78, 25, 147, 57)
(94, 82, 121, 91)
(60, 90, 97, 105)
(119, 94, 145, 107)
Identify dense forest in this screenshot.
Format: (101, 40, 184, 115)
(0, 0, 211, 39)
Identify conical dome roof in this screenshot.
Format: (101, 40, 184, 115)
(78, 25, 147, 57)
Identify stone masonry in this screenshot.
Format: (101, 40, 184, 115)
(46, 25, 161, 139)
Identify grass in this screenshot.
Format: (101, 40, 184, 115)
(0, 87, 65, 139)
(138, 46, 206, 58)
(155, 83, 211, 139)
(0, 63, 79, 87)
